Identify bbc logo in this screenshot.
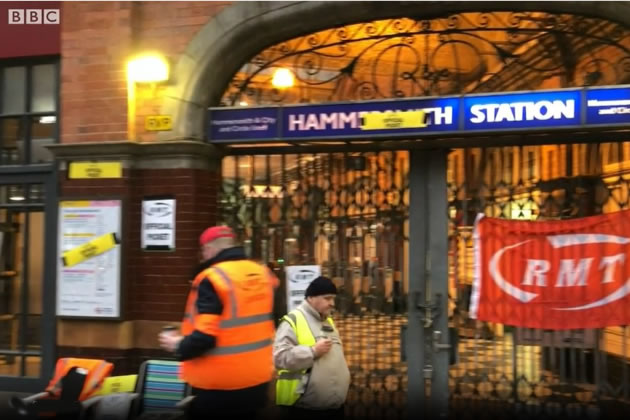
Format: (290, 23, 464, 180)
(8, 9, 60, 24)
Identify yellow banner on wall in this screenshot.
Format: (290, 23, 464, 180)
(68, 162, 122, 179)
(360, 110, 427, 130)
(62, 232, 120, 267)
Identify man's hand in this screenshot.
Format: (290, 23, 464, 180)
(312, 338, 332, 358)
(159, 331, 184, 353)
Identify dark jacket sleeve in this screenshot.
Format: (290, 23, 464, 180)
(176, 278, 224, 361)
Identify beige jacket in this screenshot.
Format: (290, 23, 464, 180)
(273, 301, 350, 410)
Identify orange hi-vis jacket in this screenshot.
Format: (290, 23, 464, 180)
(180, 259, 278, 390)
(46, 358, 113, 401)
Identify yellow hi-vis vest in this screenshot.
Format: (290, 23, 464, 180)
(275, 308, 336, 406)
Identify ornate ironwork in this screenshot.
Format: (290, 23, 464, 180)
(220, 153, 409, 229)
(447, 142, 630, 418)
(219, 145, 630, 418)
(217, 10, 630, 419)
(221, 12, 630, 106)
(220, 152, 410, 418)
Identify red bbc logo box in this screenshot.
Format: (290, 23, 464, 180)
(8, 9, 60, 24)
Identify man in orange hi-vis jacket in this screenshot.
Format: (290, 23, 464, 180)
(158, 226, 279, 420)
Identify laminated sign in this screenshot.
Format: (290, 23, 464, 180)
(471, 209, 630, 329)
(141, 198, 176, 250)
(57, 200, 122, 318)
(285, 265, 320, 312)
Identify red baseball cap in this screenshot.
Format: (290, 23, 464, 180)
(199, 226, 235, 246)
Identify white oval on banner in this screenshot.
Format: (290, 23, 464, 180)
(488, 234, 630, 311)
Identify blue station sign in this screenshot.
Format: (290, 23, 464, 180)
(207, 85, 630, 143)
(462, 90, 581, 131)
(585, 86, 630, 126)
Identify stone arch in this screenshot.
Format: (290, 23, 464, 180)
(160, 1, 630, 141)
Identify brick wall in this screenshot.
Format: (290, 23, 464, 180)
(59, 167, 219, 321)
(60, 1, 230, 144)
(126, 168, 219, 320)
(56, 160, 220, 373)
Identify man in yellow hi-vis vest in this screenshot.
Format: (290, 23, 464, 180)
(273, 276, 350, 420)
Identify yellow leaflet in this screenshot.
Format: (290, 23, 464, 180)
(62, 232, 119, 267)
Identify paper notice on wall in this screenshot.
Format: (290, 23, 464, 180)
(57, 200, 122, 318)
(285, 265, 320, 312)
(141, 198, 176, 250)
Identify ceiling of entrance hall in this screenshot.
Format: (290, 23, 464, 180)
(220, 12, 630, 106)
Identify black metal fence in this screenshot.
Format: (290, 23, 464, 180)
(447, 143, 630, 419)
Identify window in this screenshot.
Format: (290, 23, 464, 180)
(0, 59, 58, 165)
(0, 183, 46, 377)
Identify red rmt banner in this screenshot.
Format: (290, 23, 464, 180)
(471, 210, 630, 329)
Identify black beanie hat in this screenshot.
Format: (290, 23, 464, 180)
(304, 276, 337, 298)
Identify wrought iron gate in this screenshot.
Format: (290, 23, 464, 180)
(220, 152, 410, 419)
(216, 9, 630, 418)
(219, 143, 630, 419)
(447, 142, 630, 419)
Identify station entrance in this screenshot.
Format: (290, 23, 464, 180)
(210, 10, 630, 419)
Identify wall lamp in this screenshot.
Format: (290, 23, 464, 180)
(126, 53, 170, 140)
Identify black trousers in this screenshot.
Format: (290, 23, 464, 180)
(282, 405, 345, 420)
(186, 383, 268, 420)
(187, 406, 260, 420)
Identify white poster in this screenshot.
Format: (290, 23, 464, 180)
(285, 265, 320, 312)
(141, 198, 176, 250)
(57, 200, 122, 318)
